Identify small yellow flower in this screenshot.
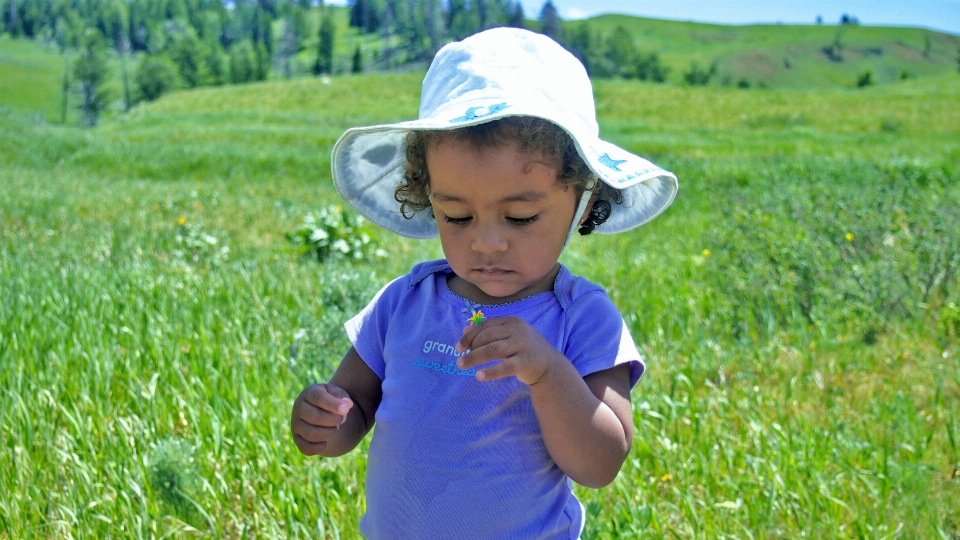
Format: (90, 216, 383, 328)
(845, 233, 854, 242)
(177, 216, 187, 225)
(467, 309, 485, 326)
(660, 473, 672, 482)
(334, 205, 342, 213)
(702, 249, 711, 257)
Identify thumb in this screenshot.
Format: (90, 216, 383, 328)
(324, 384, 354, 413)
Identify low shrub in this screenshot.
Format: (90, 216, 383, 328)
(289, 205, 386, 263)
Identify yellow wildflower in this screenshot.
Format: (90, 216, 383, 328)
(702, 249, 711, 257)
(660, 473, 672, 482)
(845, 233, 854, 242)
(177, 216, 187, 225)
(467, 309, 485, 326)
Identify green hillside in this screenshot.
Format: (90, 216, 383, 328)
(3, 13, 958, 124)
(575, 15, 960, 88)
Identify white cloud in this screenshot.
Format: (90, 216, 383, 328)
(565, 7, 589, 19)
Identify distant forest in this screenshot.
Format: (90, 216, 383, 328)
(6, 0, 956, 126)
(0, 0, 574, 110)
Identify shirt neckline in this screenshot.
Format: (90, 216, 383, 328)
(436, 265, 564, 316)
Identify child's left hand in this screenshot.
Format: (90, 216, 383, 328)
(455, 317, 562, 385)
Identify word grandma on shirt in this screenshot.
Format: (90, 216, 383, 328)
(344, 260, 644, 540)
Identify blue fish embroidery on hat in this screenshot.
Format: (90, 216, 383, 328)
(449, 103, 510, 123)
(599, 153, 627, 172)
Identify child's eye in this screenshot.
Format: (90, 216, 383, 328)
(443, 215, 472, 225)
(507, 215, 539, 225)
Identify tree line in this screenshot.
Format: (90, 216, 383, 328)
(2, 0, 672, 126)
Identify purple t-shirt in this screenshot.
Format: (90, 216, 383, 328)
(345, 259, 644, 540)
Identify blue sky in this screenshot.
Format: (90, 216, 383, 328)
(326, 0, 960, 34)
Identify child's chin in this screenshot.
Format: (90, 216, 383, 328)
(474, 281, 532, 301)
(479, 285, 521, 298)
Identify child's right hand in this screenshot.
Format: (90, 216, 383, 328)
(291, 383, 354, 456)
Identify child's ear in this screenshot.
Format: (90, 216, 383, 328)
(578, 192, 599, 226)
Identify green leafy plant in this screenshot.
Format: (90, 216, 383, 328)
(147, 437, 201, 522)
(175, 216, 230, 266)
(290, 205, 387, 263)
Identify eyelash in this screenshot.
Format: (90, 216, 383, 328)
(443, 216, 471, 225)
(442, 215, 540, 226)
(508, 215, 539, 225)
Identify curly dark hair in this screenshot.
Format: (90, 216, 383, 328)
(396, 117, 621, 235)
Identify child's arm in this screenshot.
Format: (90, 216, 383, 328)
(291, 347, 383, 457)
(455, 318, 633, 488)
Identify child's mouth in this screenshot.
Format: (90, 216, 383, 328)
(475, 267, 511, 275)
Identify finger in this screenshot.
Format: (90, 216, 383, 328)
(297, 401, 348, 427)
(466, 323, 514, 351)
(474, 357, 519, 381)
(293, 433, 327, 456)
(293, 417, 340, 443)
(456, 316, 511, 353)
(458, 338, 520, 370)
(303, 384, 353, 414)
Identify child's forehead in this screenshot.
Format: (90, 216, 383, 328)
(427, 137, 559, 169)
(427, 141, 571, 203)
(427, 139, 560, 177)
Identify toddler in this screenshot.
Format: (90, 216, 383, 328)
(291, 27, 677, 539)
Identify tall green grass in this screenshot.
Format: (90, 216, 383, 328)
(1, 72, 958, 537)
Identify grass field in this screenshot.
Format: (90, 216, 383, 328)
(2, 34, 960, 539)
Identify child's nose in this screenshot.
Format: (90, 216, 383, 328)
(471, 224, 508, 254)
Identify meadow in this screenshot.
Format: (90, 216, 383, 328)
(2, 42, 960, 538)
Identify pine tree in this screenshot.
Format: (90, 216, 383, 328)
(314, 10, 335, 74)
(7, 0, 17, 35)
(538, 0, 561, 41)
(564, 23, 593, 73)
(135, 55, 178, 100)
(352, 43, 363, 73)
(448, 0, 479, 40)
(73, 30, 111, 127)
(254, 41, 270, 80)
(506, 1, 524, 29)
(423, 0, 441, 56)
(380, 0, 393, 68)
(119, 33, 132, 110)
(169, 31, 208, 87)
(636, 51, 668, 82)
(203, 39, 227, 85)
(278, 17, 300, 78)
(605, 25, 635, 77)
(349, 0, 380, 33)
(228, 40, 257, 83)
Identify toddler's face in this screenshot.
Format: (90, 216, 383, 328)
(427, 139, 578, 303)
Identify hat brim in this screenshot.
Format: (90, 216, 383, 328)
(331, 104, 677, 239)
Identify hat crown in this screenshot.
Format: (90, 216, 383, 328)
(420, 28, 599, 136)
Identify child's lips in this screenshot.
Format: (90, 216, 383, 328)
(475, 266, 511, 275)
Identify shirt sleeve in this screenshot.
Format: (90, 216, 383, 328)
(343, 276, 405, 380)
(562, 291, 645, 389)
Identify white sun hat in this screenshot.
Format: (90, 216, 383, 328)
(331, 27, 678, 239)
